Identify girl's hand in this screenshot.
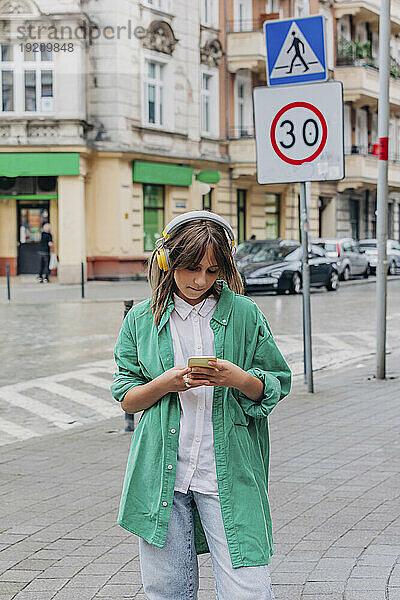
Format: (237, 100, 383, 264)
(188, 359, 244, 389)
(159, 366, 211, 393)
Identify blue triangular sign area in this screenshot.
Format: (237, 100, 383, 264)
(264, 15, 327, 86)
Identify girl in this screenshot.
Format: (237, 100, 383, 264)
(111, 210, 291, 600)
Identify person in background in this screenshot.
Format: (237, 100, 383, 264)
(249, 234, 256, 240)
(37, 223, 53, 283)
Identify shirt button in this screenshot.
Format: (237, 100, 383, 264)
(199, 405, 204, 410)
(162, 501, 168, 506)
(170, 429, 176, 434)
(167, 465, 173, 470)
(223, 319, 226, 323)
(191, 464, 195, 469)
(195, 437, 200, 442)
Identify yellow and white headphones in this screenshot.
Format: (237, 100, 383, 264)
(155, 210, 236, 272)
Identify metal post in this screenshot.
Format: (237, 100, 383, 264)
(300, 183, 314, 392)
(123, 300, 135, 432)
(376, 0, 391, 379)
(6, 264, 10, 301)
(81, 261, 85, 299)
(300, 0, 314, 393)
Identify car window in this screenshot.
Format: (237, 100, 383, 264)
(342, 241, 352, 252)
(322, 242, 337, 253)
(284, 246, 302, 261)
(359, 241, 377, 249)
(236, 242, 256, 255)
(310, 245, 325, 257)
(252, 245, 299, 262)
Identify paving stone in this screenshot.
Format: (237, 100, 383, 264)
(0, 570, 41, 582)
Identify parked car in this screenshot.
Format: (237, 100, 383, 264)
(359, 239, 400, 275)
(239, 242, 339, 294)
(312, 237, 370, 280)
(234, 239, 299, 269)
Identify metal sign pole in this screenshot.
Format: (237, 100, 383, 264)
(301, 0, 314, 392)
(300, 182, 314, 392)
(376, 0, 391, 379)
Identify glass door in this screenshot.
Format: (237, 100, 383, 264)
(17, 201, 49, 274)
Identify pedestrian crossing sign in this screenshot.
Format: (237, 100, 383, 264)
(264, 15, 327, 87)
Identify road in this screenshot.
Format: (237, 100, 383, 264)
(1, 277, 399, 447)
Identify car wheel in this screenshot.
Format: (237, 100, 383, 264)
(326, 270, 339, 291)
(289, 272, 302, 294)
(341, 265, 350, 281)
(388, 260, 396, 276)
(363, 264, 370, 279)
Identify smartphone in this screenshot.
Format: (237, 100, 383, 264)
(188, 356, 217, 373)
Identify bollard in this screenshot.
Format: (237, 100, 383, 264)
(6, 264, 10, 301)
(81, 261, 85, 299)
(123, 300, 135, 432)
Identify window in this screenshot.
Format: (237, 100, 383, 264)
(234, 0, 252, 32)
(350, 199, 360, 240)
(144, 60, 164, 126)
(355, 108, 368, 154)
(265, 0, 280, 14)
(143, 185, 164, 252)
(201, 0, 218, 27)
(202, 73, 211, 133)
(389, 119, 396, 160)
(202, 189, 212, 211)
(142, 0, 171, 11)
(0, 43, 54, 114)
(294, 0, 304, 17)
(235, 71, 253, 137)
(398, 205, 400, 242)
(388, 203, 394, 238)
(237, 190, 246, 243)
(265, 194, 280, 239)
(201, 70, 218, 136)
(344, 105, 351, 155)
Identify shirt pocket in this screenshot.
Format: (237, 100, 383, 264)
(228, 396, 250, 427)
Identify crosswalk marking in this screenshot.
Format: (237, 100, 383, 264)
(0, 416, 40, 441)
(36, 381, 119, 418)
(48, 372, 111, 390)
(0, 388, 82, 430)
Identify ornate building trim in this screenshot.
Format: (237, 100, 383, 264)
(142, 20, 178, 55)
(0, 0, 39, 15)
(200, 38, 223, 67)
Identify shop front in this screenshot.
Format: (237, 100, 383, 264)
(0, 152, 82, 281)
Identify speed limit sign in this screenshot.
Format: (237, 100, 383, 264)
(253, 82, 344, 184)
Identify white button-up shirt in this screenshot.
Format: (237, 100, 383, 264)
(169, 292, 219, 495)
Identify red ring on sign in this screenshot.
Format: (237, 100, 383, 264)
(270, 102, 328, 166)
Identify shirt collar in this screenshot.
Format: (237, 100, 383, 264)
(172, 292, 217, 320)
(157, 281, 234, 332)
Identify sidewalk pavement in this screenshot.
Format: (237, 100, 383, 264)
(0, 351, 399, 600)
(1, 274, 398, 305)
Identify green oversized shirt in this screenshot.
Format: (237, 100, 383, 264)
(111, 281, 291, 568)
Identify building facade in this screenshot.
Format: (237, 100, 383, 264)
(0, 0, 399, 282)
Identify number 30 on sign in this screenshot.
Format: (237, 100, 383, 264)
(253, 82, 344, 184)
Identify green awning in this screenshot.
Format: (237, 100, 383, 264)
(0, 153, 80, 177)
(133, 161, 193, 186)
(195, 170, 221, 184)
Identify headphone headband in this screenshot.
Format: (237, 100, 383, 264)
(155, 210, 236, 272)
(163, 211, 235, 244)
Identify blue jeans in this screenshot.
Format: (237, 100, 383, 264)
(139, 490, 275, 600)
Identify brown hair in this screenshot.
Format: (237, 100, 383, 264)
(139, 218, 244, 326)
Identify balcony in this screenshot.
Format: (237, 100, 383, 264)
(334, 0, 400, 33)
(228, 127, 256, 177)
(335, 40, 400, 108)
(226, 17, 277, 73)
(338, 149, 400, 191)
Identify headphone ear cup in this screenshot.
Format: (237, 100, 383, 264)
(156, 248, 169, 272)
